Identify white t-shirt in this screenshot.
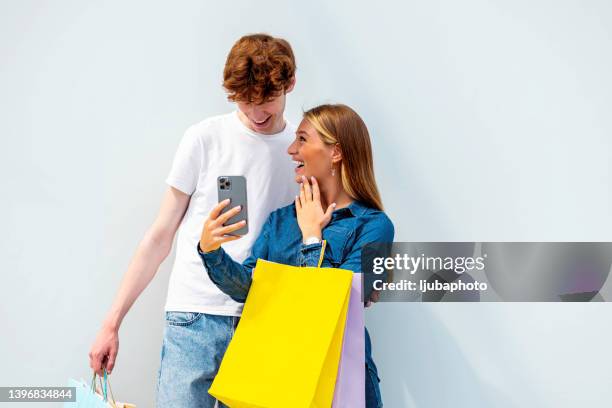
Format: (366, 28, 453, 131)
(164, 111, 298, 316)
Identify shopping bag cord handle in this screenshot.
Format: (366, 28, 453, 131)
(317, 240, 327, 268)
(90, 369, 117, 407)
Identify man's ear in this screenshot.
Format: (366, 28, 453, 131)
(331, 143, 342, 164)
(285, 76, 296, 94)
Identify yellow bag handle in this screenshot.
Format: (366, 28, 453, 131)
(317, 240, 327, 268)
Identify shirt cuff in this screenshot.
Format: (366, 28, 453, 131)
(197, 242, 225, 268)
(299, 241, 324, 267)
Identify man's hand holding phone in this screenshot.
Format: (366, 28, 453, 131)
(199, 199, 246, 253)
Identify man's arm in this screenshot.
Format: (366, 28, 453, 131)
(89, 186, 190, 375)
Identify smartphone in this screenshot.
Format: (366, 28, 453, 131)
(217, 176, 248, 236)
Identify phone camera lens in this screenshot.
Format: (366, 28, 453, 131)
(219, 177, 232, 190)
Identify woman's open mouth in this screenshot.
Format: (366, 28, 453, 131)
(293, 160, 304, 173)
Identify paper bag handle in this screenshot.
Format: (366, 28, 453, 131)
(317, 240, 327, 268)
(91, 368, 117, 407)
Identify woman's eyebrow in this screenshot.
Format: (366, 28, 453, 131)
(296, 130, 308, 136)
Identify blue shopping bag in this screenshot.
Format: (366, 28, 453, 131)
(64, 370, 118, 408)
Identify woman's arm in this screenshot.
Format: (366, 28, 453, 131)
(198, 206, 272, 302)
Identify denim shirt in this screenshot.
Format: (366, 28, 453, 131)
(198, 200, 394, 390)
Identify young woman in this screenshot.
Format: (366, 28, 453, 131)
(198, 103, 394, 408)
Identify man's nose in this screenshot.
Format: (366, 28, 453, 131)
(252, 107, 267, 120)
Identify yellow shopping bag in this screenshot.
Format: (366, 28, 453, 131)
(209, 256, 353, 408)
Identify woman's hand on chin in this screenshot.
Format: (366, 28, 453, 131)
(295, 175, 336, 241)
(199, 199, 245, 253)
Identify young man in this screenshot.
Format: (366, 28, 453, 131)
(88, 33, 298, 407)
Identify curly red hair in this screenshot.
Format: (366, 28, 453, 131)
(223, 34, 296, 104)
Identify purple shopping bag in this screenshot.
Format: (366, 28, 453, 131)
(332, 273, 365, 408)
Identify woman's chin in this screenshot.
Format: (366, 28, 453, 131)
(294, 170, 309, 183)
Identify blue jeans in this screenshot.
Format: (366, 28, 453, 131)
(156, 311, 383, 407)
(156, 312, 239, 408)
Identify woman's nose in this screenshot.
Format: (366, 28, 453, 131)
(287, 140, 297, 155)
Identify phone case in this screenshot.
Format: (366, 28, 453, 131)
(217, 176, 248, 236)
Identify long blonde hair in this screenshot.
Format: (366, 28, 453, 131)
(303, 104, 384, 211)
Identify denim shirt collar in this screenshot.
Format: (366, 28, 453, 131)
(346, 200, 369, 216)
(291, 199, 370, 219)
(334, 200, 369, 218)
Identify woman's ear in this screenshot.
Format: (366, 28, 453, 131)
(331, 143, 342, 164)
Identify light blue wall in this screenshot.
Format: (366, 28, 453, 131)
(1, 1, 611, 406)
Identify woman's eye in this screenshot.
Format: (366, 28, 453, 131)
(299, 136, 306, 142)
